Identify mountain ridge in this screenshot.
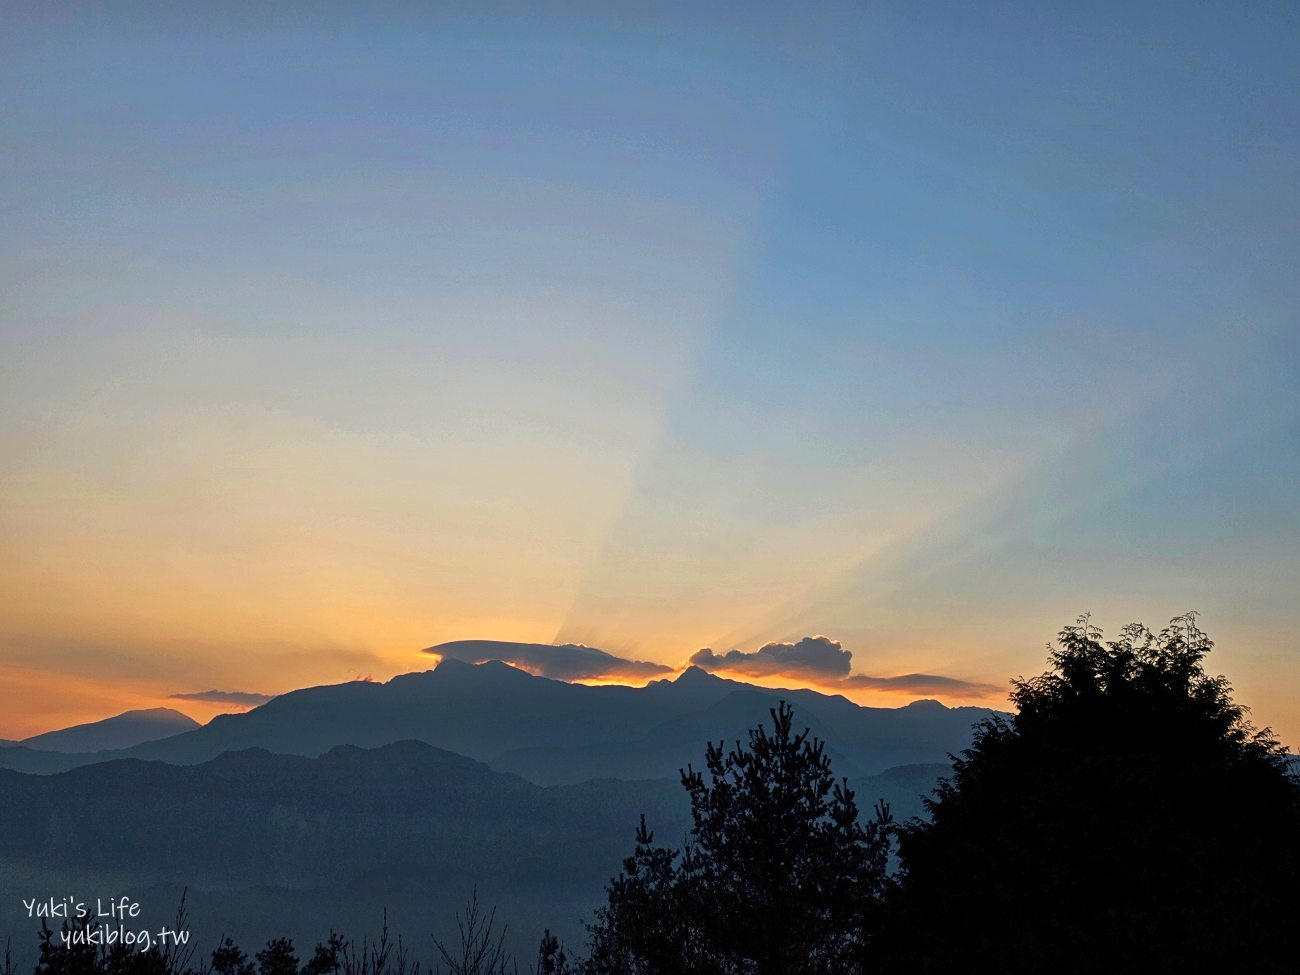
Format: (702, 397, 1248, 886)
(0, 738, 950, 964)
(16, 706, 200, 754)
(0, 659, 999, 782)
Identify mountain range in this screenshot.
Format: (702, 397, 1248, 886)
(0, 660, 998, 782)
(0, 739, 946, 961)
(0, 657, 997, 961)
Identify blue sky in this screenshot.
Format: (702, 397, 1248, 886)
(2, 3, 1298, 740)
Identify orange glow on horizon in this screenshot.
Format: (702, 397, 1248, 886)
(547, 662, 1007, 708)
(0, 664, 246, 740)
(1, 641, 1014, 742)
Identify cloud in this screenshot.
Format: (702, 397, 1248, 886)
(689, 634, 1003, 699)
(690, 635, 852, 679)
(424, 639, 674, 682)
(169, 689, 276, 706)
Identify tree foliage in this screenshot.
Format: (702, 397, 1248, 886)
(253, 942, 297, 975)
(883, 613, 1300, 973)
(585, 701, 893, 975)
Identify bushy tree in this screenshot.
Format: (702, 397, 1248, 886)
(211, 939, 254, 975)
(300, 934, 346, 975)
(254, 941, 297, 975)
(586, 701, 893, 975)
(883, 613, 1300, 973)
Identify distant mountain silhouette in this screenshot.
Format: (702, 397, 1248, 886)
(0, 739, 947, 964)
(0, 661, 997, 782)
(18, 706, 199, 753)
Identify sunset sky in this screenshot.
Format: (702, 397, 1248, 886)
(2, 5, 1297, 743)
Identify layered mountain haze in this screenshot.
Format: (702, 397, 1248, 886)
(0, 740, 947, 961)
(0, 655, 979, 951)
(0, 740, 680, 962)
(0, 659, 999, 782)
(0, 646, 995, 962)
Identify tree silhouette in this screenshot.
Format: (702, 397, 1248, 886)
(883, 613, 1300, 973)
(211, 939, 255, 975)
(534, 931, 573, 975)
(300, 934, 347, 975)
(432, 890, 512, 975)
(34, 918, 98, 975)
(586, 701, 893, 975)
(254, 941, 297, 975)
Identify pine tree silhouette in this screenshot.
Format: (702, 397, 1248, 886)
(586, 701, 893, 975)
(254, 940, 297, 975)
(211, 938, 254, 975)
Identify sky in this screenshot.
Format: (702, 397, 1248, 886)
(2, 3, 1297, 742)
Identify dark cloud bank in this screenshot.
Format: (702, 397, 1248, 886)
(690, 635, 853, 679)
(690, 635, 1001, 698)
(425, 639, 674, 682)
(423, 635, 998, 700)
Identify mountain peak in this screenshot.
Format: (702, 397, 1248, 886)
(431, 657, 541, 684)
(674, 665, 721, 685)
(430, 656, 473, 673)
(903, 698, 948, 711)
(21, 707, 200, 754)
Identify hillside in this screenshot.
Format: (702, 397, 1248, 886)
(0, 739, 949, 962)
